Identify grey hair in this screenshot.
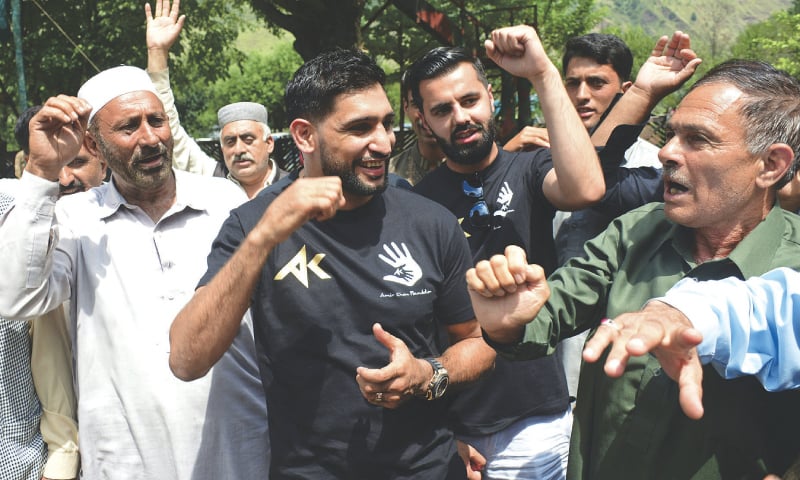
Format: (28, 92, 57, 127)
(691, 60, 800, 189)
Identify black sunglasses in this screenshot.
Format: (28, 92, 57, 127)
(462, 173, 491, 228)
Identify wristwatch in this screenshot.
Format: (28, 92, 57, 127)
(422, 358, 449, 400)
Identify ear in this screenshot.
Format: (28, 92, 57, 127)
(621, 80, 633, 93)
(84, 130, 101, 159)
(487, 84, 495, 112)
(756, 143, 795, 189)
(265, 134, 275, 154)
(290, 119, 316, 154)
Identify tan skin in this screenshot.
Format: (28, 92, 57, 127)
(84, 92, 176, 222)
(220, 120, 275, 198)
(58, 145, 107, 196)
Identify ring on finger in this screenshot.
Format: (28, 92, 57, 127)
(600, 318, 621, 331)
(375, 392, 384, 402)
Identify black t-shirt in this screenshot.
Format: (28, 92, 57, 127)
(414, 148, 570, 435)
(200, 174, 472, 478)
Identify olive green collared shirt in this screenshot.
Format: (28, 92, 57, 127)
(496, 202, 800, 479)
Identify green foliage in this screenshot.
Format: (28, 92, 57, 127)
(1, 0, 245, 152)
(176, 40, 303, 136)
(731, 10, 800, 77)
(596, 0, 792, 65)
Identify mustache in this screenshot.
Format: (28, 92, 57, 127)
(233, 152, 256, 162)
(662, 165, 690, 184)
(133, 143, 169, 164)
(59, 179, 85, 193)
(452, 123, 484, 135)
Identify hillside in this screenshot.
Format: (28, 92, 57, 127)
(596, 0, 792, 59)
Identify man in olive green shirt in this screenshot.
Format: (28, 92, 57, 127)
(467, 60, 800, 479)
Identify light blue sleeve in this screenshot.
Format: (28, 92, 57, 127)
(657, 268, 800, 391)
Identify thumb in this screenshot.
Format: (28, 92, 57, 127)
(372, 323, 404, 354)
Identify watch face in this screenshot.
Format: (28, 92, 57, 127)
(434, 376, 449, 398)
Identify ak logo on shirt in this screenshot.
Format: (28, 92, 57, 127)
(274, 245, 331, 288)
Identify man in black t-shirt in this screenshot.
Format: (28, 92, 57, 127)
(409, 26, 605, 479)
(169, 49, 498, 479)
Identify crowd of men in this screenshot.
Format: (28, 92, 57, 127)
(1, 0, 799, 479)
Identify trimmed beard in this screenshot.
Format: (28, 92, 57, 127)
(433, 117, 497, 166)
(319, 141, 388, 197)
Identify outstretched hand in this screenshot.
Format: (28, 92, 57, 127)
(582, 300, 705, 419)
(26, 95, 92, 181)
(355, 323, 432, 409)
(485, 25, 556, 81)
(466, 245, 550, 345)
(631, 31, 702, 102)
(145, 0, 185, 52)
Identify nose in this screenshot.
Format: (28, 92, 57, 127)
(658, 136, 681, 167)
(370, 125, 394, 158)
(232, 137, 248, 155)
(59, 166, 75, 186)
(575, 82, 590, 102)
(138, 121, 161, 147)
(452, 104, 470, 125)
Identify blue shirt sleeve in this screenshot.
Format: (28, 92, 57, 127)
(657, 268, 800, 391)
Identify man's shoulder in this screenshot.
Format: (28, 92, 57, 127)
(610, 202, 669, 232)
(176, 169, 247, 211)
(385, 183, 452, 212)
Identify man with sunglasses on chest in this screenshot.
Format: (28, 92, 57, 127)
(410, 26, 603, 479)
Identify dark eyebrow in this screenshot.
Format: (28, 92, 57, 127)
(341, 112, 395, 129)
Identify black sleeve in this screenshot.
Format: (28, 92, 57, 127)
(590, 123, 663, 217)
(594, 166, 663, 218)
(197, 210, 247, 289)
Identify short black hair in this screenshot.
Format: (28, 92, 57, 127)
(14, 105, 43, 154)
(562, 33, 633, 82)
(285, 48, 386, 124)
(405, 47, 488, 111)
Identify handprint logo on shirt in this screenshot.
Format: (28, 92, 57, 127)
(379, 242, 423, 287)
(494, 181, 515, 218)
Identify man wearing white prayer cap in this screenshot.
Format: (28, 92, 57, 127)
(217, 101, 286, 198)
(0, 65, 270, 478)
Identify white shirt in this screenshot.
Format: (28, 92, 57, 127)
(0, 171, 269, 479)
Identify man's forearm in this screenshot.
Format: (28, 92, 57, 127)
(591, 85, 656, 147)
(532, 67, 604, 207)
(440, 336, 496, 387)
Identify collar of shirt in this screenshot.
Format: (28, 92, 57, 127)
(660, 202, 788, 282)
(96, 169, 210, 220)
(226, 158, 279, 191)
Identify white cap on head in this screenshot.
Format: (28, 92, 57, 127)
(78, 65, 158, 123)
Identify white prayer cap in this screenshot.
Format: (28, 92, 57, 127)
(77, 66, 158, 123)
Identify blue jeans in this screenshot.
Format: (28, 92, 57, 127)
(458, 408, 572, 480)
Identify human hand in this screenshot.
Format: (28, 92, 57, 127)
(355, 323, 433, 409)
(257, 176, 345, 247)
(457, 440, 486, 480)
(503, 126, 550, 152)
(582, 300, 705, 419)
(629, 31, 702, 104)
(467, 245, 549, 344)
(379, 242, 422, 287)
(485, 25, 556, 81)
(145, 0, 185, 53)
(25, 95, 91, 182)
